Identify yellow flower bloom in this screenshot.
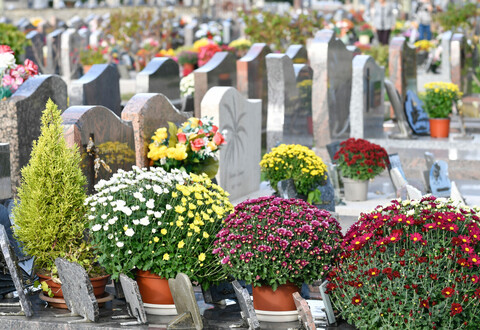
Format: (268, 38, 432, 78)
(198, 253, 206, 262)
(178, 240, 185, 249)
(163, 253, 170, 261)
(153, 236, 159, 243)
(161, 228, 167, 235)
(203, 232, 209, 238)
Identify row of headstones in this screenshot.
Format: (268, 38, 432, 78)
(8, 0, 165, 10)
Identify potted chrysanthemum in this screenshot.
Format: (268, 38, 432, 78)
(87, 166, 233, 315)
(328, 196, 480, 328)
(213, 196, 343, 322)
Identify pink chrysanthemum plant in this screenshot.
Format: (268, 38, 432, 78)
(213, 196, 343, 291)
(327, 196, 480, 329)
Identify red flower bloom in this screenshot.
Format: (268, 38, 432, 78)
(420, 299, 430, 309)
(0, 45, 13, 54)
(368, 268, 380, 277)
(410, 232, 423, 243)
(450, 303, 462, 316)
(441, 287, 454, 298)
(352, 294, 362, 305)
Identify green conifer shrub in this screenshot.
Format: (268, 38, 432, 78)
(13, 99, 88, 274)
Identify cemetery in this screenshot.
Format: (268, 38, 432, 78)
(0, 1, 480, 329)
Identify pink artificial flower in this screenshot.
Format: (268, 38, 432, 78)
(213, 131, 225, 145)
(190, 138, 205, 151)
(177, 132, 186, 144)
(23, 59, 38, 76)
(2, 74, 14, 88)
(0, 45, 14, 54)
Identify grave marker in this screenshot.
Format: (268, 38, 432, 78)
(390, 167, 408, 194)
(46, 28, 64, 74)
(429, 160, 451, 198)
(184, 20, 199, 47)
(168, 273, 202, 330)
(326, 141, 341, 163)
(70, 64, 121, 116)
(384, 79, 413, 139)
(441, 31, 453, 81)
(389, 37, 417, 104)
(25, 31, 45, 73)
(60, 28, 82, 80)
(136, 57, 180, 101)
(201, 87, 261, 201)
(387, 153, 406, 180)
(286, 44, 308, 63)
(232, 280, 259, 330)
(405, 90, 430, 135)
(0, 144, 11, 200)
(319, 281, 336, 326)
(113, 274, 147, 326)
(451, 33, 471, 95)
(292, 292, 316, 330)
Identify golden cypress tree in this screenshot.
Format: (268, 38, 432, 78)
(13, 99, 88, 273)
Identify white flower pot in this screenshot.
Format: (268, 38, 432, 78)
(143, 302, 177, 315)
(255, 309, 299, 322)
(343, 177, 369, 201)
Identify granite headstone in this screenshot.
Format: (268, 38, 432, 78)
(60, 28, 82, 80)
(136, 57, 180, 101)
(429, 160, 451, 198)
(46, 29, 64, 74)
(232, 280, 259, 330)
(0, 144, 11, 200)
(405, 90, 430, 135)
(168, 273, 202, 330)
(389, 37, 417, 104)
(286, 44, 308, 64)
(117, 274, 147, 325)
(387, 153, 406, 181)
(384, 79, 413, 139)
(319, 281, 336, 326)
(292, 292, 315, 330)
(25, 31, 45, 73)
(441, 31, 453, 82)
(406, 184, 422, 200)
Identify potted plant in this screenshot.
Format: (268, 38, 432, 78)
(414, 39, 434, 65)
(357, 23, 374, 45)
(12, 99, 109, 308)
(423, 82, 462, 138)
(177, 50, 198, 77)
(213, 196, 342, 322)
(87, 166, 233, 315)
(0, 45, 38, 100)
(260, 144, 328, 205)
(333, 138, 388, 201)
(79, 45, 107, 74)
(228, 38, 252, 58)
(147, 117, 226, 179)
(327, 196, 480, 328)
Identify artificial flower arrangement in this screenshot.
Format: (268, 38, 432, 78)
(147, 117, 226, 179)
(177, 50, 198, 66)
(79, 45, 108, 66)
(327, 196, 480, 328)
(0, 45, 38, 99)
(180, 72, 194, 98)
(228, 38, 252, 58)
(213, 196, 343, 290)
(260, 144, 328, 204)
(414, 39, 435, 53)
(357, 23, 374, 38)
(333, 138, 388, 181)
(87, 166, 233, 287)
(423, 82, 462, 119)
(155, 48, 176, 58)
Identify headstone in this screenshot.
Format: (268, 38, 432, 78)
(423, 152, 435, 194)
(292, 292, 316, 330)
(319, 281, 336, 326)
(236, 43, 271, 148)
(62, 105, 136, 193)
(349, 55, 385, 139)
(70, 64, 121, 116)
(429, 160, 451, 198)
(194, 52, 237, 117)
(388, 37, 417, 105)
(0, 144, 11, 200)
(232, 280, 259, 330)
(425, 152, 435, 169)
(136, 58, 180, 101)
(32, 0, 48, 9)
(121, 93, 189, 168)
(441, 31, 453, 82)
(184, 20, 198, 47)
(384, 79, 413, 139)
(286, 44, 308, 64)
(405, 90, 430, 135)
(327, 163, 341, 204)
(308, 29, 353, 148)
(55, 258, 99, 322)
(53, 0, 66, 8)
(116, 274, 147, 325)
(25, 31, 45, 73)
(450, 181, 465, 205)
(68, 16, 85, 30)
(317, 175, 335, 212)
(46, 29, 64, 75)
(168, 273, 202, 330)
(326, 141, 341, 163)
(390, 167, 407, 193)
(0, 75, 67, 190)
(201, 87, 261, 201)
(387, 153, 406, 180)
(60, 29, 83, 80)
(0, 225, 33, 317)
(406, 184, 422, 200)
(89, 30, 103, 47)
(222, 20, 232, 44)
(451, 33, 470, 95)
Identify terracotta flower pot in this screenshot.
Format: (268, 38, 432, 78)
(429, 118, 450, 138)
(252, 283, 300, 322)
(135, 270, 177, 315)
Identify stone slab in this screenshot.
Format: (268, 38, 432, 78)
(168, 273, 202, 330)
(292, 292, 315, 330)
(231, 280, 259, 330)
(119, 274, 147, 325)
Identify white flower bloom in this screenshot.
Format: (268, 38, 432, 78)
(152, 229, 157, 233)
(146, 199, 155, 209)
(147, 210, 154, 215)
(154, 211, 163, 218)
(128, 250, 132, 254)
(103, 224, 109, 231)
(157, 221, 162, 226)
(101, 214, 108, 220)
(92, 224, 102, 232)
(90, 207, 96, 212)
(139, 217, 150, 226)
(133, 192, 143, 200)
(125, 228, 135, 237)
(107, 234, 114, 239)
(133, 220, 140, 225)
(108, 218, 116, 225)
(107, 196, 113, 201)
(166, 204, 172, 210)
(88, 215, 95, 220)
(116, 242, 124, 248)
(153, 185, 163, 194)
(121, 207, 132, 216)
(407, 209, 415, 216)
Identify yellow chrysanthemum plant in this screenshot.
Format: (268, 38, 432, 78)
(260, 144, 328, 204)
(147, 117, 226, 179)
(423, 82, 463, 118)
(86, 166, 233, 288)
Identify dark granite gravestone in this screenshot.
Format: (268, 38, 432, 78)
(46, 29, 64, 75)
(0, 144, 11, 200)
(405, 90, 430, 135)
(384, 79, 413, 139)
(441, 31, 453, 83)
(316, 175, 335, 212)
(113, 274, 147, 325)
(319, 281, 336, 326)
(0, 225, 33, 317)
(168, 273, 202, 330)
(389, 37, 417, 104)
(194, 51, 237, 117)
(292, 292, 315, 330)
(121, 93, 189, 168)
(136, 58, 180, 101)
(429, 160, 451, 198)
(62, 105, 135, 193)
(25, 31, 45, 73)
(231, 280, 259, 330)
(236, 43, 271, 148)
(286, 44, 308, 64)
(0, 75, 67, 190)
(277, 179, 297, 199)
(387, 153, 406, 181)
(70, 64, 121, 116)
(326, 141, 341, 163)
(55, 258, 99, 323)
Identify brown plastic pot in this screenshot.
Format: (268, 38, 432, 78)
(252, 282, 300, 311)
(429, 118, 450, 138)
(135, 270, 174, 304)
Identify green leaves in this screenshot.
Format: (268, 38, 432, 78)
(167, 122, 178, 147)
(307, 188, 322, 204)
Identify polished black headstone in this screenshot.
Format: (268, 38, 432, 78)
(405, 90, 430, 135)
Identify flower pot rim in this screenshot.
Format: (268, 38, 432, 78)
(37, 272, 110, 281)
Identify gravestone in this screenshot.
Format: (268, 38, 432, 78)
(168, 273, 202, 330)
(317, 175, 335, 212)
(286, 44, 308, 64)
(121, 93, 189, 168)
(60, 28, 82, 80)
(277, 179, 297, 199)
(290, 64, 314, 148)
(424, 152, 435, 169)
(387, 153, 406, 181)
(55, 258, 99, 322)
(89, 30, 103, 47)
(451, 33, 470, 95)
(33, 0, 49, 9)
(68, 16, 85, 29)
(0, 144, 11, 200)
(384, 79, 413, 139)
(406, 184, 422, 200)
(326, 141, 341, 163)
(115, 274, 147, 325)
(388, 37, 417, 105)
(319, 281, 336, 326)
(405, 90, 429, 135)
(441, 31, 453, 82)
(222, 20, 232, 44)
(70, 64, 121, 116)
(194, 52, 237, 116)
(184, 20, 199, 47)
(308, 29, 353, 148)
(136, 58, 180, 101)
(0, 225, 33, 317)
(46, 29, 64, 74)
(201, 87, 261, 201)
(236, 43, 271, 148)
(0, 75, 67, 190)
(232, 280, 259, 330)
(390, 167, 408, 196)
(349, 55, 385, 139)
(25, 31, 45, 73)
(292, 292, 316, 330)
(423, 152, 435, 193)
(429, 160, 451, 198)
(62, 105, 136, 193)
